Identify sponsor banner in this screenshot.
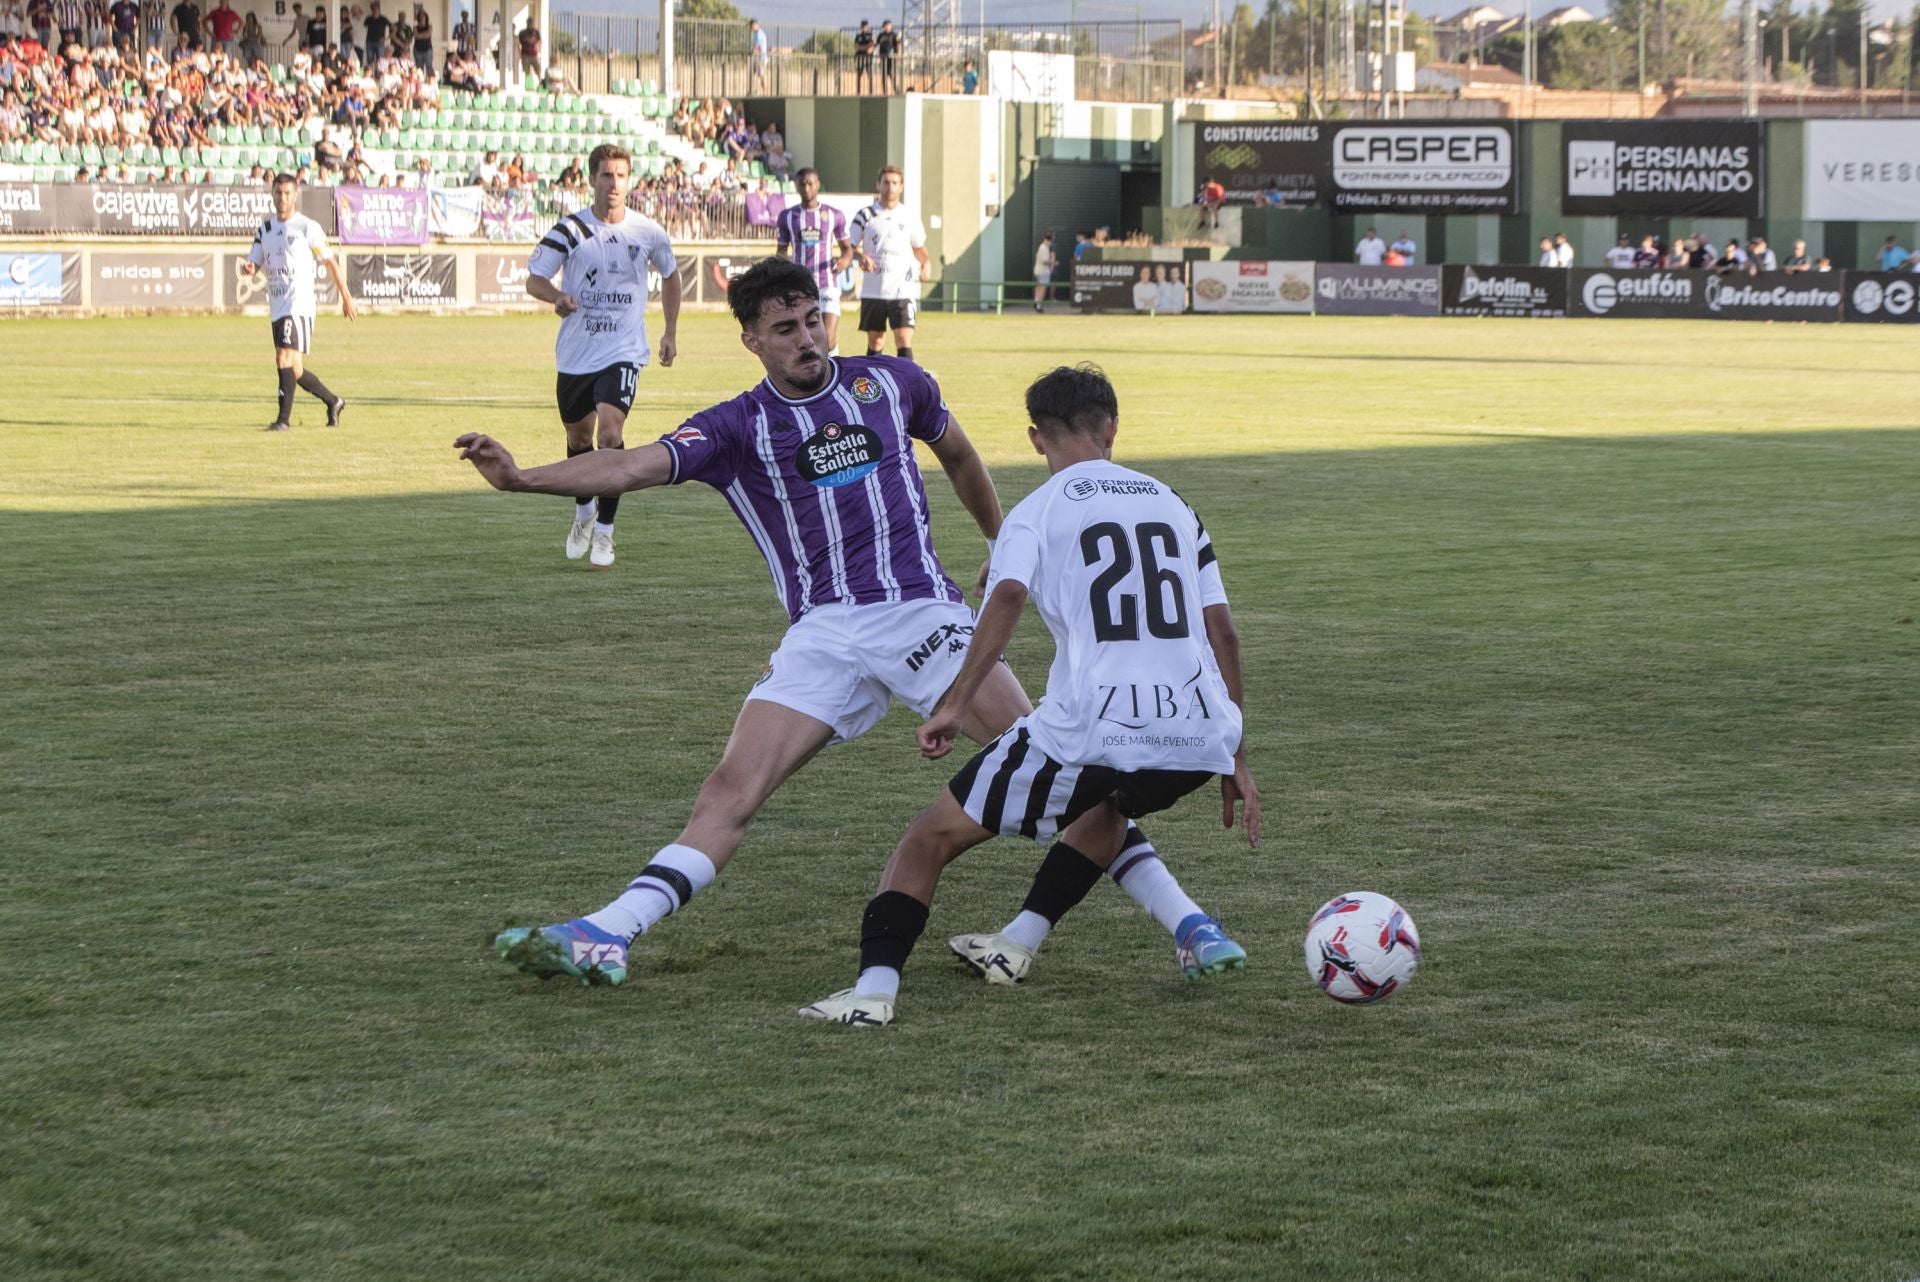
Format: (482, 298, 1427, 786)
(0, 183, 57, 233)
(1190, 259, 1315, 313)
(1570, 268, 1708, 319)
(1700, 272, 1842, 322)
(475, 251, 538, 306)
(1327, 124, 1517, 214)
(222, 251, 338, 309)
(1803, 122, 1920, 221)
(1312, 263, 1441, 316)
(1072, 260, 1143, 313)
(92, 250, 217, 307)
(429, 184, 485, 238)
(1842, 271, 1920, 323)
(697, 253, 755, 305)
(1, 251, 75, 306)
(75, 184, 334, 235)
(334, 187, 429, 245)
(1562, 121, 1763, 218)
(345, 252, 458, 307)
(1194, 122, 1327, 206)
(481, 188, 539, 243)
(1442, 265, 1568, 318)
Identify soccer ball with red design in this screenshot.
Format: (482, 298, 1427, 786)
(1304, 892, 1421, 1004)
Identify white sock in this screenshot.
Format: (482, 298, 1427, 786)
(593, 520, 615, 535)
(583, 843, 717, 940)
(857, 965, 901, 999)
(1000, 909, 1050, 953)
(1110, 853, 1202, 938)
(574, 499, 595, 521)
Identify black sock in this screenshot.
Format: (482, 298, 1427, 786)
(567, 444, 592, 507)
(1020, 841, 1106, 926)
(1107, 824, 1156, 884)
(296, 370, 334, 404)
(275, 367, 296, 423)
(858, 890, 930, 976)
(596, 443, 625, 525)
(896, 346, 913, 362)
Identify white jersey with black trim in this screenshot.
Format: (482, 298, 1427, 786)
(847, 200, 926, 300)
(986, 459, 1241, 774)
(246, 212, 331, 321)
(526, 207, 677, 375)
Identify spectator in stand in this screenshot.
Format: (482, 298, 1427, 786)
(1811, 256, 1832, 271)
(390, 5, 412, 63)
(515, 17, 537, 72)
(961, 57, 976, 94)
(852, 18, 872, 93)
(1389, 228, 1417, 266)
(1604, 233, 1637, 269)
(1877, 235, 1910, 272)
(1552, 232, 1574, 268)
(1198, 173, 1224, 229)
(27, 0, 52, 48)
(1780, 239, 1811, 274)
(302, 4, 323, 51)
(361, 1, 386, 62)
(201, 0, 233, 53)
(875, 17, 898, 92)
(237, 9, 260, 60)
(52, 0, 78, 47)
(450, 7, 469, 55)
(1634, 234, 1662, 269)
(409, 4, 429, 70)
(469, 146, 497, 185)
(1714, 238, 1745, 274)
(1072, 229, 1091, 263)
(1537, 235, 1556, 268)
(1747, 237, 1777, 273)
(167, 0, 194, 47)
(747, 16, 766, 92)
(1355, 227, 1386, 266)
(141, 0, 161, 48)
(106, 0, 135, 45)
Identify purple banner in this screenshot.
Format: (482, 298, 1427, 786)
(334, 187, 430, 246)
(744, 191, 787, 228)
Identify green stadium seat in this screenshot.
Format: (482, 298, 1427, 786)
(643, 79, 658, 95)
(242, 125, 262, 145)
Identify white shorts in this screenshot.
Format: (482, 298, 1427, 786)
(818, 288, 841, 317)
(748, 597, 977, 745)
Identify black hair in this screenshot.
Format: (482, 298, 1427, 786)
(795, 166, 817, 183)
(728, 256, 821, 329)
(1025, 364, 1118, 439)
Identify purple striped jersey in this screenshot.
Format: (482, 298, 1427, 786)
(658, 355, 964, 624)
(774, 202, 849, 293)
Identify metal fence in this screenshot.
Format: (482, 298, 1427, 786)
(550, 15, 1182, 104)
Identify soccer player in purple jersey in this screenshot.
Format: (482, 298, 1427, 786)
(454, 258, 1219, 999)
(774, 168, 851, 357)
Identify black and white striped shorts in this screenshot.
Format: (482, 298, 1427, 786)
(948, 721, 1215, 843)
(270, 314, 314, 353)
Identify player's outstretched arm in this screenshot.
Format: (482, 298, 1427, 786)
(454, 434, 673, 496)
(1204, 602, 1260, 848)
(925, 415, 1002, 594)
(919, 579, 1027, 759)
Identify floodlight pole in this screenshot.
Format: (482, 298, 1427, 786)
(660, 0, 674, 101)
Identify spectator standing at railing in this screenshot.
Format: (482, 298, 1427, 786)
(362, 2, 386, 62)
(1536, 236, 1555, 268)
(1747, 237, 1776, 273)
(0, 0, 22, 37)
(961, 57, 976, 93)
(1604, 234, 1637, 269)
(1390, 229, 1417, 266)
(302, 5, 323, 52)
(52, 0, 79, 46)
(1552, 232, 1574, 268)
(1877, 235, 1910, 272)
(237, 8, 260, 61)
(450, 7, 469, 56)
(86, 0, 105, 48)
(853, 18, 873, 94)
(27, 0, 52, 49)
(390, 6, 412, 63)
(1781, 239, 1810, 273)
(1355, 227, 1386, 266)
(139, 0, 159, 47)
(747, 16, 766, 92)
(1031, 231, 1055, 312)
(515, 17, 538, 73)
(1634, 234, 1661, 269)
(167, 0, 195, 47)
(876, 18, 898, 92)
(203, 0, 235, 55)
(409, 4, 428, 70)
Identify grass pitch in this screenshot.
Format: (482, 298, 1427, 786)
(2, 310, 1917, 1281)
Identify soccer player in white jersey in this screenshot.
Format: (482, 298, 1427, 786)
(774, 167, 851, 357)
(453, 259, 1218, 996)
(525, 142, 681, 570)
(244, 172, 355, 432)
(802, 363, 1259, 1027)
(838, 163, 931, 363)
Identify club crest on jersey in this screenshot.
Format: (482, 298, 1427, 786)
(795, 422, 883, 488)
(849, 377, 882, 404)
(670, 424, 706, 444)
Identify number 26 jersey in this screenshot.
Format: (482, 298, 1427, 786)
(986, 459, 1241, 775)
